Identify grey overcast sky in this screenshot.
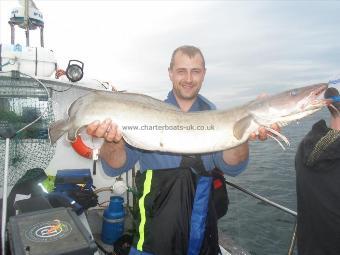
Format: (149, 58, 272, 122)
(1, 1, 340, 108)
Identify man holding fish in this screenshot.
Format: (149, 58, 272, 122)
(87, 45, 279, 255)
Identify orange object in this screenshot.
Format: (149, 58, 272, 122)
(55, 69, 66, 79)
(47, 220, 62, 234)
(71, 135, 93, 159)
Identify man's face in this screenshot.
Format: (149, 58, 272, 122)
(168, 52, 206, 101)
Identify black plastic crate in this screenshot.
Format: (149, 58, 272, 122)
(8, 207, 97, 255)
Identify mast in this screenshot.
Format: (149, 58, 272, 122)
(8, 0, 45, 47)
(24, 0, 29, 46)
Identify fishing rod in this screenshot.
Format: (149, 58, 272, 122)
(225, 180, 297, 217)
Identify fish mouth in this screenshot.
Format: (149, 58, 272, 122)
(310, 83, 328, 106)
(313, 83, 328, 97)
(297, 84, 329, 111)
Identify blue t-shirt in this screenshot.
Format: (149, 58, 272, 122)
(101, 90, 248, 176)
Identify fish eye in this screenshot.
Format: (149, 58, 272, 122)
(290, 90, 298, 96)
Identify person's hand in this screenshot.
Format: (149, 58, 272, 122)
(86, 119, 123, 143)
(249, 123, 281, 141)
(248, 93, 281, 141)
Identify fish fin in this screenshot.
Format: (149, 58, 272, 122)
(267, 133, 286, 150)
(233, 115, 252, 140)
(263, 126, 290, 147)
(49, 119, 69, 144)
(67, 127, 81, 142)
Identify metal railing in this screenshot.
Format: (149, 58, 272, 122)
(225, 180, 297, 255)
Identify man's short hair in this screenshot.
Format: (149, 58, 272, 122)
(169, 45, 205, 70)
(324, 87, 340, 116)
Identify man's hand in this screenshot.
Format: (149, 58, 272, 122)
(249, 93, 281, 141)
(249, 123, 281, 141)
(86, 119, 126, 168)
(86, 119, 123, 143)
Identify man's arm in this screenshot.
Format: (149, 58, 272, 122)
(222, 125, 280, 165)
(222, 141, 249, 165)
(214, 125, 279, 176)
(100, 140, 127, 168)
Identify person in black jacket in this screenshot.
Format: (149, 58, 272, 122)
(295, 87, 340, 255)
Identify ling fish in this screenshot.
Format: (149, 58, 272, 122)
(49, 83, 329, 153)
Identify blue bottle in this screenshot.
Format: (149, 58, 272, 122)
(101, 196, 125, 244)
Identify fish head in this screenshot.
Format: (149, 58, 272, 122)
(250, 83, 329, 126)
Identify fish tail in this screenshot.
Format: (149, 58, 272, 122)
(49, 119, 69, 144)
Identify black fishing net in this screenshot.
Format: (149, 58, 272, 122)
(0, 71, 56, 186)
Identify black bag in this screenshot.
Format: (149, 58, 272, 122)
(211, 168, 229, 219)
(66, 189, 98, 210)
(114, 234, 133, 255)
(7, 168, 48, 218)
(180, 156, 229, 219)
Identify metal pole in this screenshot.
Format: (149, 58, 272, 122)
(25, 29, 30, 47)
(24, 0, 29, 47)
(9, 23, 15, 45)
(225, 180, 297, 217)
(126, 171, 129, 207)
(1, 138, 10, 255)
(132, 166, 136, 208)
(288, 222, 297, 255)
(40, 26, 44, 47)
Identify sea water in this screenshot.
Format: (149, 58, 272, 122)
(219, 109, 328, 255)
